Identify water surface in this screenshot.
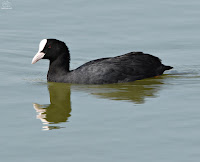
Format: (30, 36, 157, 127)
(1, 0, 200, 162)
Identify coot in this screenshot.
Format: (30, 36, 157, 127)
(32, 39, 173, 84)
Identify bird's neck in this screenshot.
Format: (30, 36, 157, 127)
(47, 53, 70, 82)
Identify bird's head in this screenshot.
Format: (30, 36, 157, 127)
(32, 39, 69, 64)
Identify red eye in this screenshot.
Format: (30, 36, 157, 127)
(48, 45, 51, 48)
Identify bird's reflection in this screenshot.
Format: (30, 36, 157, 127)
(33, 76, 166, 130)
(74, 77, 164, 104)
(33, 82, 71, 130)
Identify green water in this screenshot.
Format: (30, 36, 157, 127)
(1, 0, 200, 161)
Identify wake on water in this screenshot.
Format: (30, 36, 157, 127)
(165, 65, 200, 77)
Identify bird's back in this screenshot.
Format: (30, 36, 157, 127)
(66, 52, 170, 84)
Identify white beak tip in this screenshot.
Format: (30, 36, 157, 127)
(31, 52, 45, 65)
(31, 60, 36, 64)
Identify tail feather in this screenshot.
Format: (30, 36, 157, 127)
(156, 65, 173, 75)
(164, 65, 173, 71)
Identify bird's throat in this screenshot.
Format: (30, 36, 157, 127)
(47, 55, 70, 82)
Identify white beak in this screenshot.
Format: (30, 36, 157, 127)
(31, 52, 45, 64)
(31, 39, 47, 64)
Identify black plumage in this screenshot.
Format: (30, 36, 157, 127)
(33, 39, 173, 84)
